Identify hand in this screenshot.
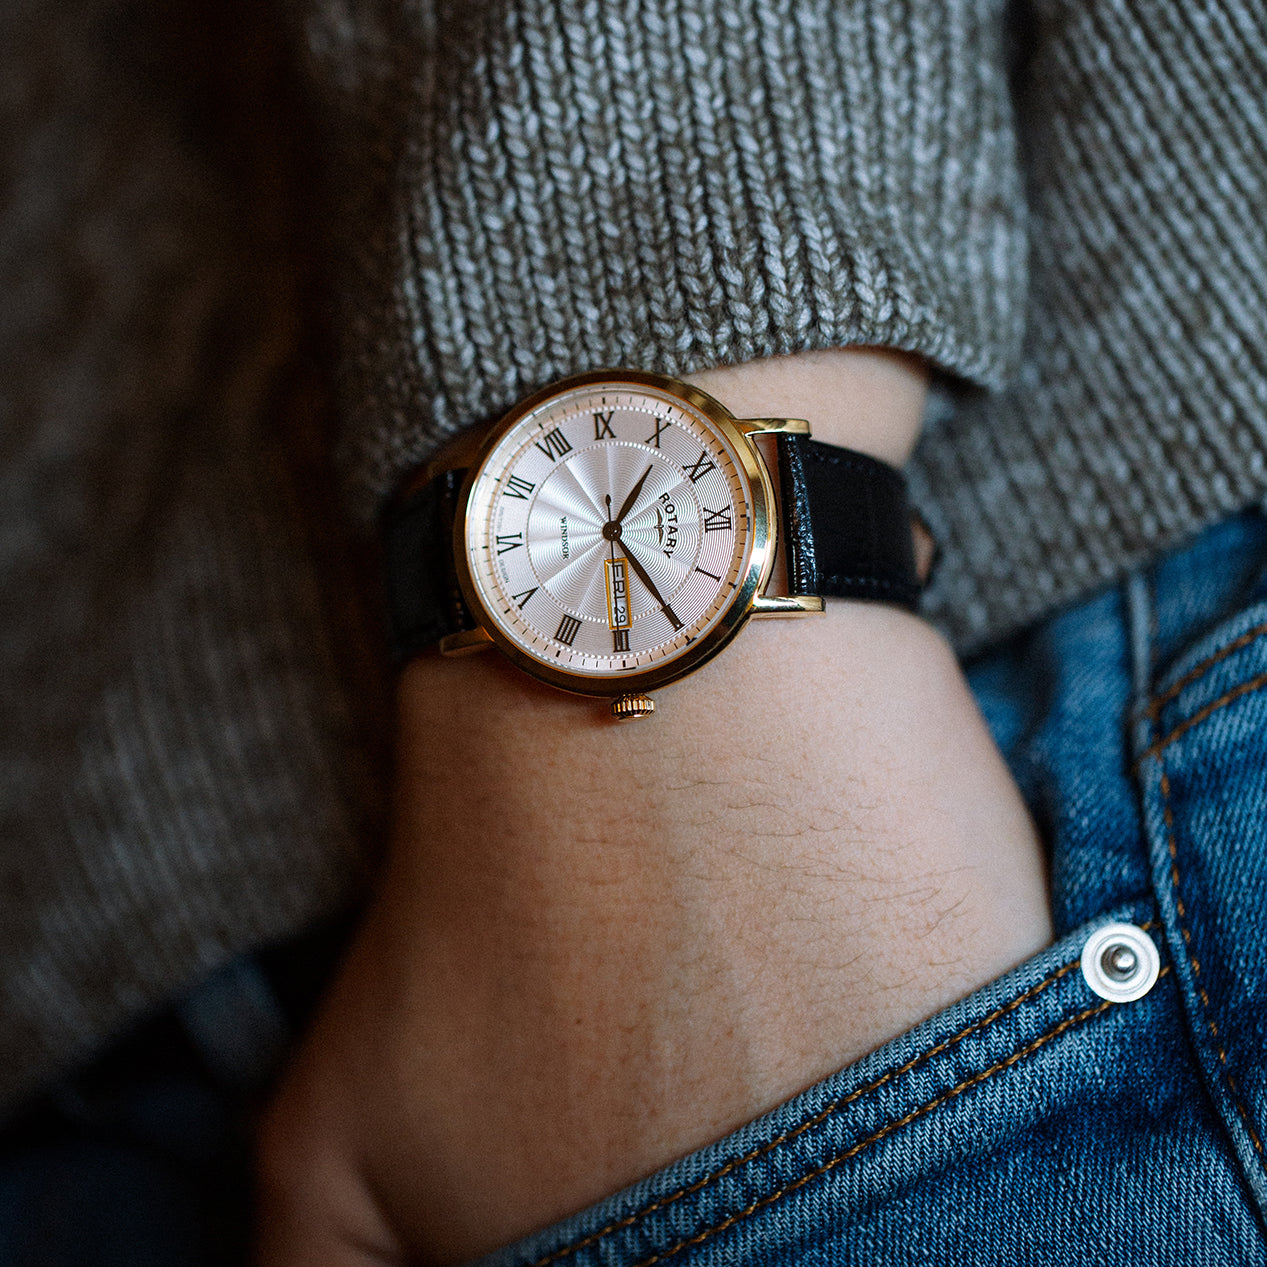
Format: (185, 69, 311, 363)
(614, 538, 679, 628)
(605, 477, 679, 626)
(255, 350, 1051, 1266)
(611, 463, 653, 527)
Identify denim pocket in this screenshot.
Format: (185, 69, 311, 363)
(479, 516, 1267, 1267)
(1137, 591, 1267, 1233)
(479, 903, 1260, 1267)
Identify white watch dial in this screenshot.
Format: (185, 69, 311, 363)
(463, 381, 759, 683)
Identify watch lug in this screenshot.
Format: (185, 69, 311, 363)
(439, 626, 495, 655)
(735, 417, 812, 437)
(750, 594, 826, 617)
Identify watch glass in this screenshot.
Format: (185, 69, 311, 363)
(458, 375, 770, 693)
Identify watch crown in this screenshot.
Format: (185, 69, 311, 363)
(611, 693, 656, 721)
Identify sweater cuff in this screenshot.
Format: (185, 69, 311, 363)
(304, 0, 1027, 518)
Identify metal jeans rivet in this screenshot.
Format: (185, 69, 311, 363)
(1101, 944, 1137, 981)
(1081, 922, 1160, 1003)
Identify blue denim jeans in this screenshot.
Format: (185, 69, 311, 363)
(5, 511, 1267, 1264)
(0, 927, 346, 1266)
(483, 508, 1267, 1266)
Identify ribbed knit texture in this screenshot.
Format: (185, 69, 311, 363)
(910, 0, 1267, 650)
(0, 0, 386, 1115)
(309, 0, 1267, 654)
(301, 0, 1028, 515)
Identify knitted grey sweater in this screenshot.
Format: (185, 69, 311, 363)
(3, 0, 1265, 1112)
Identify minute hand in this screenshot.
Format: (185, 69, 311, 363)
(619, 544, 682, 630)
(613, 464, 653, 526)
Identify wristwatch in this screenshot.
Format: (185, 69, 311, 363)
(385, 369, 922, 719)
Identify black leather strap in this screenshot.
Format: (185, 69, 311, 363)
(383, 468, 475, 663)
(775, 434, 921, 611)
(385, 436, 921, 665)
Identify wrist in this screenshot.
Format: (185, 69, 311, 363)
(684, 346, 927, 466)
(377, 602, 1048, 1260)
(374, 351, 1040, 1259)
(258, 350, 1047, 1267)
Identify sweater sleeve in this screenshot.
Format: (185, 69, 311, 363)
(297, 0, 1029, 518)
(909, 2, 1267, 651)
(0, 1, 388, 1116)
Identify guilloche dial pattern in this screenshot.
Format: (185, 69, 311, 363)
(465, 387, 752, 679)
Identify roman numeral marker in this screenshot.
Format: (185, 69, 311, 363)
(612, 628, 630, 652)
(495, 533, 523, 554)
(535, 427, 573, 461)
(701, 506, 732, 533)
(684, 450, 716, 483)
(503, 474, 535, 500)
(594, 410, 615, 440)
(554, 614, 583, 646)
(510, 587, 538, 609)
(646, 416, 669, 448)
(695, 566, 722, 582)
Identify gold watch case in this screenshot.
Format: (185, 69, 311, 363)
(445, 368, 821, 711)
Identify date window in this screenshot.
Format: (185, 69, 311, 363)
(604, 558, 632, 630)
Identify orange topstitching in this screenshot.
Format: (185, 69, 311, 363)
(1156, 762, 1265, 1159)
(530, 956, 1091, 1267)
(631, 993, 1132, 1267)
(1145, 621, 1267, 720)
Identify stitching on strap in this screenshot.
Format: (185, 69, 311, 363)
(802, 444, 904, 489)
(819, 573, 907, 593)
(631, 994, 1129, 1267)
(529, 958, 1083, 1267)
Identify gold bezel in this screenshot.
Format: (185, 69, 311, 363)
(451, 369, 777, 699)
